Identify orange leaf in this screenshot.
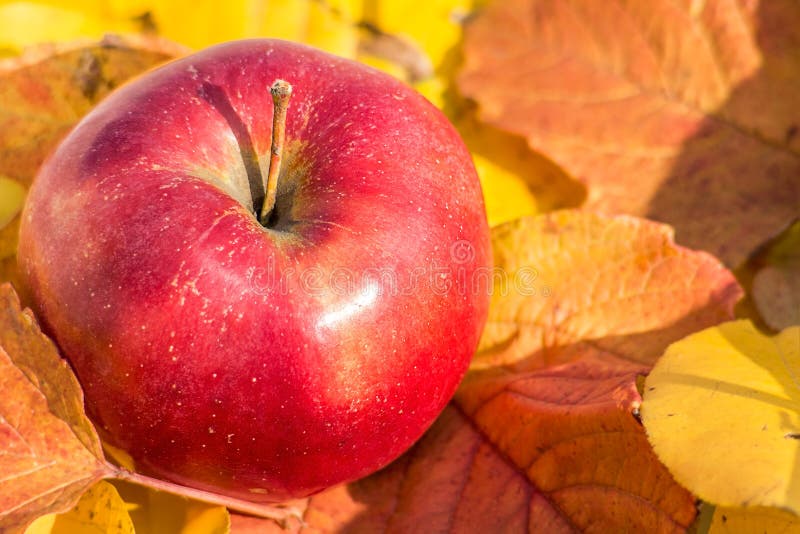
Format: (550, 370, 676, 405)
(0, 34, 184, 190)
(0, 283, 112, 532)
(479, 211, 742, 370)
(459, 0, 800, 267)
(456, 362, 696, 531)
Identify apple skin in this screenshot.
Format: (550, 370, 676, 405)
(18, 39, 491, 502)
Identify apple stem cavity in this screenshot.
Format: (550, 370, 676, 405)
(259, 79, 293, 226)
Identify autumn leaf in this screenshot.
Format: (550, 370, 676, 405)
(642, 321, 800, 513)
(458, 0, 800, 268)
(453, 106, 586, 227)
(146, 0, 361, 58)
(752, 221, 800, 331)
(0, 2, 141, 54)
(0, 175, 25, 233)
(24, 481, 135, 534)
(0, 34, 183, 190)
(0, 177, 24, 268)
(477, 211, 742, 370)
(710, 506, 800, 533)
(110, 480, 230, 534)
(0, 283, 113, 533)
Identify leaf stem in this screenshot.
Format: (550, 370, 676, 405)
(111, 466, 306, 523)
(259, 79, 292, 226)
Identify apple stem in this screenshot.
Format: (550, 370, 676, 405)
(259, 79, 293, 226)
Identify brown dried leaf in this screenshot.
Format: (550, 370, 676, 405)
(0, 283, 112, 532)
(0, 284, 103, 456)
(459, 0, 800, 267)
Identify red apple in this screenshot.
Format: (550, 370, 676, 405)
(18, 39, 491, 502)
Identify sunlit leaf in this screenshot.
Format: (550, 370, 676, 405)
(110, 480, 230, 534)
(643, 321, 800, 513)
(0, 175, 25, 231)
(710, 506, 800, 533)
(0, 284, 113, 533)
(459, 0, 800, 267)
(0, 3, 137, 53)
(455, 109, 585, 227)
(0, 34, 183, 189)
(145, 0, 361, 57)
(478, 211, 742, 370)
(24, 481, 134, 534)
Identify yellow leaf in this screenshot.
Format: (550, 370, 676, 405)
(24, 481, 135, 534)
(147, 0, 361, 56)
(111, 480, 230, 534)
(0, 3, 136, 53)
(360, 0, 471, 72)
(102, 442, 137, 472)
(475, 159, 538, 227)
(477, 211, 742, 370)
(642, 321, 800, 513)
(0, 176, 25, 263)
(710, 506, 800, 533)
(0, 175, 25, 231)
(452, 111, 585, 226)
(752, 221, 800, 331)
(0, 284, 113, 532)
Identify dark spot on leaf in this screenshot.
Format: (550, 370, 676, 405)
(786, 125, 798, 144)
(73, 50, 102, 100)
(785, 432, 800, 439)
(722, 514, 727, 523)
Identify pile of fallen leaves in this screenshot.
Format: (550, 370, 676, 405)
(0, 0, 798, 532)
